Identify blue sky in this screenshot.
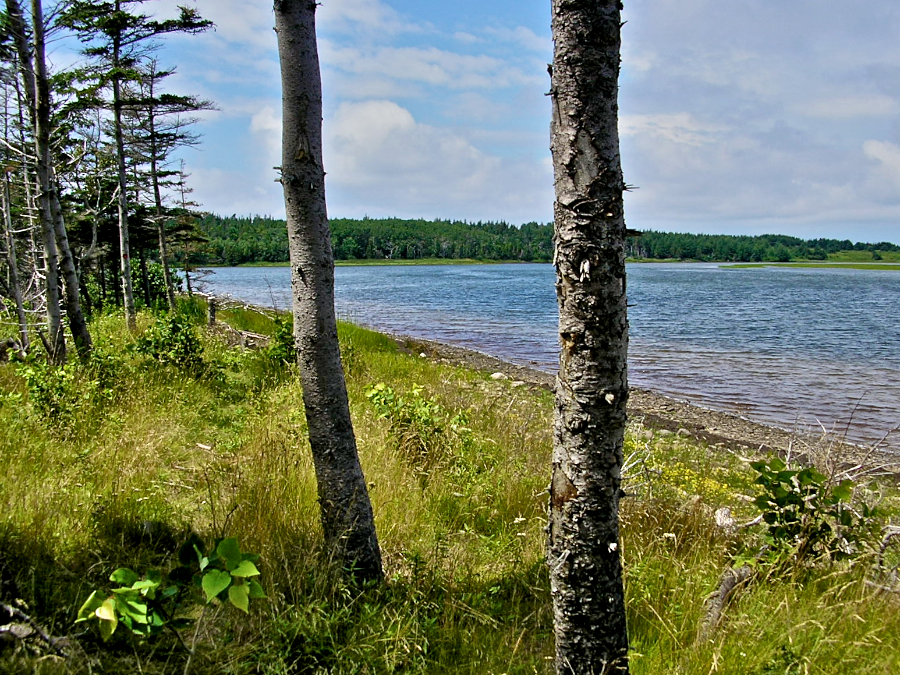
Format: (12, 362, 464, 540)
(116, 0, 900, 242)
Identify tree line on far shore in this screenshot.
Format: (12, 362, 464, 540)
(193, 214, 899, 265)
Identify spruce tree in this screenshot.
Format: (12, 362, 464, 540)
(59, 0, 211, 329)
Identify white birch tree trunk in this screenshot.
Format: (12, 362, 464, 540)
(274, 0, 383, 582)
(548, 1, 630, 673)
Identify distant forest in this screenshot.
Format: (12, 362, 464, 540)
(194, 215, 899, 265)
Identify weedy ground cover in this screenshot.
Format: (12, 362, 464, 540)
(0, 298, 897, 674)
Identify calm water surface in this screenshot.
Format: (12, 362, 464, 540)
(200, 263, 900, 452)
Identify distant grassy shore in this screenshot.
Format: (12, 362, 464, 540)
(725, 262, 900, 271)
(1, 299, 898, 674)
(209, 249, 900, 268)
(234, 258, 530, 268)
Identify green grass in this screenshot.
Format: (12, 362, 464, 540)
(335, 258, 536, 266)
(0, 300, 897, 674)
(724, 262, 900, 271)
(827, 250, 900, 263)
(234, 258, 545, 267)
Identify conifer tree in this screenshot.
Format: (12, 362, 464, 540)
(122, 59, 214, 310)
(6, 0, 94, 360)
(59, 0, 211, 329)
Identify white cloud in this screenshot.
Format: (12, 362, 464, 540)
(453, 32, 481, 44)
(318, 0, 428, 37)
(802, 95, 900, 119)
(323, 100, 552, 221)
(484, 26, 550, 54)
(620, 113, 726, 147)
(322, 44, 540, 90)
(250, 106, 281, 135)
(864, 140, 900, 190)
(150, 0, 275, 50)
(189, 166, 284, 218)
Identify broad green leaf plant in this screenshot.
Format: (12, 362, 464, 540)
(76, 535, 264, 642)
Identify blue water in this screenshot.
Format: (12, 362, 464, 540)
(198, 263, 900, 451)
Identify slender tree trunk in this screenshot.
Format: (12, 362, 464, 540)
(148, 108, 177, 310)
(11, 77, 39, 277)
(274, 0, 383, 582)
(7, 0, 63, 361)
(111, 0, 136, 330)
(33, 0, 92, 358)
(1, 87, 29, 351)
(2, 165, 29, 351)
(547, 1, 630, 673)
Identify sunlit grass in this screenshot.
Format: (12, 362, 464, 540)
(724, 262, 900, 271)
(0, 301, 897, 674)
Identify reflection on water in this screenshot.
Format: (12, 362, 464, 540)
(201, 263, 900, 452)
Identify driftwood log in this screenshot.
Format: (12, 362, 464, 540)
(697, 566, 754, 643)
(0, 602, 68, 657)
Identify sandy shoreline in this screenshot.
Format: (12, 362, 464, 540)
(392, 334, 899, 478)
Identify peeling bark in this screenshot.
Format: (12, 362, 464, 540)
(548, 1, 630, 673)
(274, 0, 383, 582)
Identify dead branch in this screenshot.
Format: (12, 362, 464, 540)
(696, 565, 753, 643)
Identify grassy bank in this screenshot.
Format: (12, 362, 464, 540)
(233, 258, 534, 268)
(0, 301, 898, 674)
(724, 262, 900, 271)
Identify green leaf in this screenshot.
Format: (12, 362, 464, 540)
(216, 537, 242, 571)
(202, 569, 232, 602)
(76, 591, 104, 622)
(230, 560, 260, 578)
(832, 481, 853, 502)
(228, 582, 250, 613)
(96, 598, 119, 641)
(115, 596, 149, 624)
(110, 568, 139, 587)
(768, 457, 786, 472)
(248, 579, 266, 599)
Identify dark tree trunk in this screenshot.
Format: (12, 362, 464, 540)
(274, 0, 383, 582)
(547, 1, 630, 673)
